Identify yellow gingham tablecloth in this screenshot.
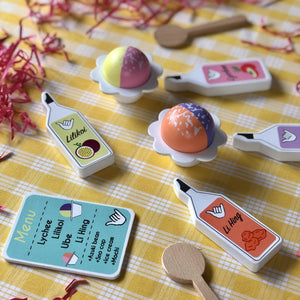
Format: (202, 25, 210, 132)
(0, 0, 300, 299)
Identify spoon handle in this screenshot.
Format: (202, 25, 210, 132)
(193, 276, 219, 300)
(187, 15, 248, 37)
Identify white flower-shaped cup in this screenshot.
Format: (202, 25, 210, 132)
(91, 50, 163, 104)
(148, 108, 227, 167)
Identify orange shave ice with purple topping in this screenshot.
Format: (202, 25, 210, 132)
(161, 103, 215, 153)
(102, 46, 151, 88)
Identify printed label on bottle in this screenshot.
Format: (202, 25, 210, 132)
(50, 113, 110, 167)
(277, 126, 300, 149)
(203, 60, 266, 85)
(199, 197, 276, 258)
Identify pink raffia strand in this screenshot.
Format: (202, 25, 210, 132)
(24, 0, 275, 34)
(23, 0, 277, 36)
(11, 279, 88, 300)
(0, 206, 5, 210)
(243, 17, 300, 93)
(25, 0, 72, 25)
(241, 37, 295, 54)
(87, 0, 210, 33)
(1, 16, 70, 139)
(0, 21, 43, 139)
(260, 17, 300, 37)
(24, 0, 220, 34)
(23, 0, 278, 32)
(65, 279, 88, 291)
(41, 33, 70, 61)
(242, 17, 300, 54)
(52, 279, 89, 300)
(296, 252, 300, 257)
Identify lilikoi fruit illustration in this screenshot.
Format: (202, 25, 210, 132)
(75, 139, 100, 159)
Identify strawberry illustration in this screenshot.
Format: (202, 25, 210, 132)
(232, 63, 259, 78)
(240, 63, 258, 78)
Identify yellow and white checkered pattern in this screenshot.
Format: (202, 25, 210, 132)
(0, 0, 299, 299)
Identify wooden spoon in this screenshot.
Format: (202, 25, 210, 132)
(162, 243, 218, 300)
(154, 14, 248, 48)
